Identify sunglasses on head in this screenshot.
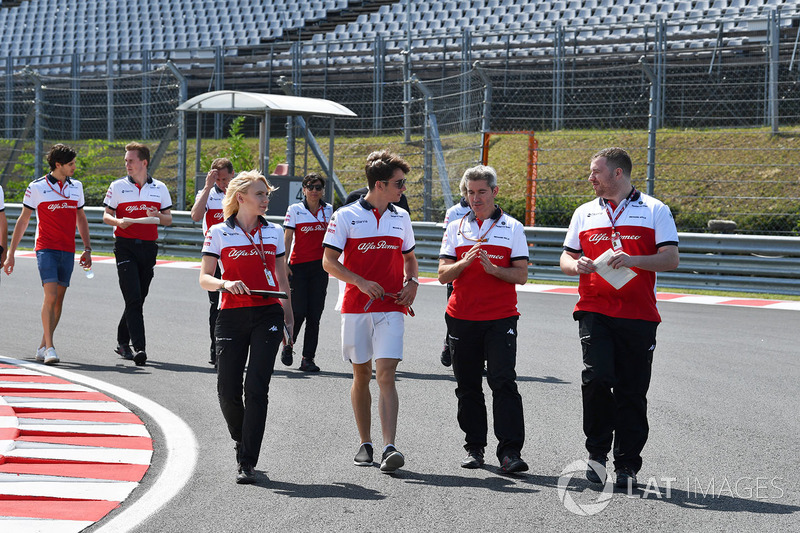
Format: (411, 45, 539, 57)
(305, 184, 324, 191)
(381, 178, 407, 189)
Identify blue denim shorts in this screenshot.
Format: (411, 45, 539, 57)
(36, 249, 74, 287)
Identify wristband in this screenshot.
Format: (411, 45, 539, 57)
(405, 277, 419, 285)
(84, 247, 92, 252)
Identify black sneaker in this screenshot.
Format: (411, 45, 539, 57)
(133, 350, 147, 366)
(380, 445, 405, 473)
(353, 443, 373, 466)
(615, 466, 637, 489)
(461, 448, 485, 469)
(115, 344, 134, 360)
(299, 357, 320, 372)
(440, 345, 452, 367)
(280, 345, 293, 367)
(586, 455, 607, 484)
(499, 453, 528, 474)
(236, 463, 256, 484)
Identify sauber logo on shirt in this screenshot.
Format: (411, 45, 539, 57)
(357, 240, 399, 253)
(124, 204, 150, 213)
(227, 248, 276, 259)
(351, 219, 368, 225)
(588, 233, 641, 243)
(300, 225, 326, 233)
(46, 202, 76, 211)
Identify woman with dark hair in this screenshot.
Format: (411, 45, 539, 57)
(281, 172, 333, 372)
(199, 170, 293, 484)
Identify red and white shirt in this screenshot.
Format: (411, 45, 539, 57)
(0, 184, 5, 212)
(197, 184, 226, 235)
(284, 199, 332, 264)
(563, 190, 679, 323)
(104, 176, 172, 241)
(443, 197, 470, 226)
(440, 207, 529, 321)
(202, 216, 286, 310)
(323, 198, 415, 314)
(23, 174, 85, 253)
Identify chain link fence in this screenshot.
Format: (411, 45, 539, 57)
(0, 66, 181, 207)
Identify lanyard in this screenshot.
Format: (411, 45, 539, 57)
(458, 210, 502, 243)
(45, 175, 71, 200)
(603, 188, 636, 234)
(236, 219, 267, 269)
(312, 204, 327, 227)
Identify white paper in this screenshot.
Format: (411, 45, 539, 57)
(123, 216, 160, 225)
(593, 248, 637, 290)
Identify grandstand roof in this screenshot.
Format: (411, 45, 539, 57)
(176, 90, 357, 117)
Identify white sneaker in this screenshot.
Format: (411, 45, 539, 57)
(35, 347, 46, 362)
(43, 347, 60, 365)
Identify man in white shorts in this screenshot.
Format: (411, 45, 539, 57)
(322, 150, 419, 474)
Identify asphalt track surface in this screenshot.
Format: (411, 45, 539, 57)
(0, 257, 798, 532)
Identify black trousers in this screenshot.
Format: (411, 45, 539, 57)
(207, 264, 222, 362)
(446, 313, 525, 460)
(288, 259, 328, 359)
(216, 304, 284, 468)
(114, 237, 158, 352)
(576, 311, 658, 474)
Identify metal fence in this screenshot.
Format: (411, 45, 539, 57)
(2, 11, 800, 234)
(5, 205, 798, 295)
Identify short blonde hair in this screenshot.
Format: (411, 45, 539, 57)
(222, 170, 277, 219)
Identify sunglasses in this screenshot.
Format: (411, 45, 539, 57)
(305, 184, 324, 191)
(381, 178, 407, 189)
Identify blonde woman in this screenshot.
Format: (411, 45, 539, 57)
(199, 170, 293, 484)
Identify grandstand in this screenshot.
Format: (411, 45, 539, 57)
(1, 0, 799, 77)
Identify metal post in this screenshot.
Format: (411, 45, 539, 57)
(328, 118, 335, 205)
(167, 61, 188, 210)
(403, 51, 411, 142)
(461, 29, 473, 131)
(106, 54, 114, 142)
(6, 56, 14, 139)
(263, 112, 271, 173)
(195, 112, 202, 191)
(474, 61, 492, 139)
(552, 24, 565, 130)
(141, 50, 151, 139)
(373, 34, 385, 135)
(214, 45, 224, 139)
(287, 116, 296, 177)
(292, 42, 302, 97)
(768, 9, 780, 134)
(71, 53, 80, 139)
(423, 93, 432, 221)
(30, 72, 43, 178)
(639, 57, 658, 196)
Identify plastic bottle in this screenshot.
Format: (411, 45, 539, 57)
(83, 266, 94, 279)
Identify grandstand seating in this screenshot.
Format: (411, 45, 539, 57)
(1, 0, 800, 72)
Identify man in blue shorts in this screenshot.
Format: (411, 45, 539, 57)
(3, 144, 93, 364)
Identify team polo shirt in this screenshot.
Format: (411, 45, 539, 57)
(197, 184, 226, 235)
(440, 207, 529, 321)
(202, 215, 286, 310)
(563, 190, 679, 323)
(0, 184, 5, 211)
(322, 198, 415, 314)
(104, 176, 172, 241)
(23, 174, 85, 253)
(443, 197, 471, 226)
(283, 199, 332, 264)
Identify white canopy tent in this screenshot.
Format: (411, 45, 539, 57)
(176, 90, 357, 204)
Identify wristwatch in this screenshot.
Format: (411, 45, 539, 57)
(405, 277, 419, 285)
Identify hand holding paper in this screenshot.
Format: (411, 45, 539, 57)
(592, 248, 637, 290)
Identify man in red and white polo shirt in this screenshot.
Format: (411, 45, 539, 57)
(322, 150, 418, 474)
(560, 147, 679, 490)
(190, 157, 234, 366)
(103, 142, 173, 367)
(438, 165, 530, 475)
(3, 144, 93, 365)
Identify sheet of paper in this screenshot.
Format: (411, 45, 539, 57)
(593, 248, 637, 290)
(123, 216, 160, 225)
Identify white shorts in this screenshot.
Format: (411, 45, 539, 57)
(341, 312, 405, 365)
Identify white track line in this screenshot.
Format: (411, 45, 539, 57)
(0, 356, 199, 533)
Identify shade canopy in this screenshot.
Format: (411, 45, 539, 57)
(176, 90, 357, 118)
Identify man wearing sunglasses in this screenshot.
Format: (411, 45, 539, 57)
(438, 165, 530, 474)
(323, 150, 418, 474)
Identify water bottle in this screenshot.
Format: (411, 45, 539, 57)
(83, 266, 94, 279)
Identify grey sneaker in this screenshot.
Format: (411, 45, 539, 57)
(35, 347, 46, 362)
(354, 443, 373, 466)
(380, 445, 405, 473)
